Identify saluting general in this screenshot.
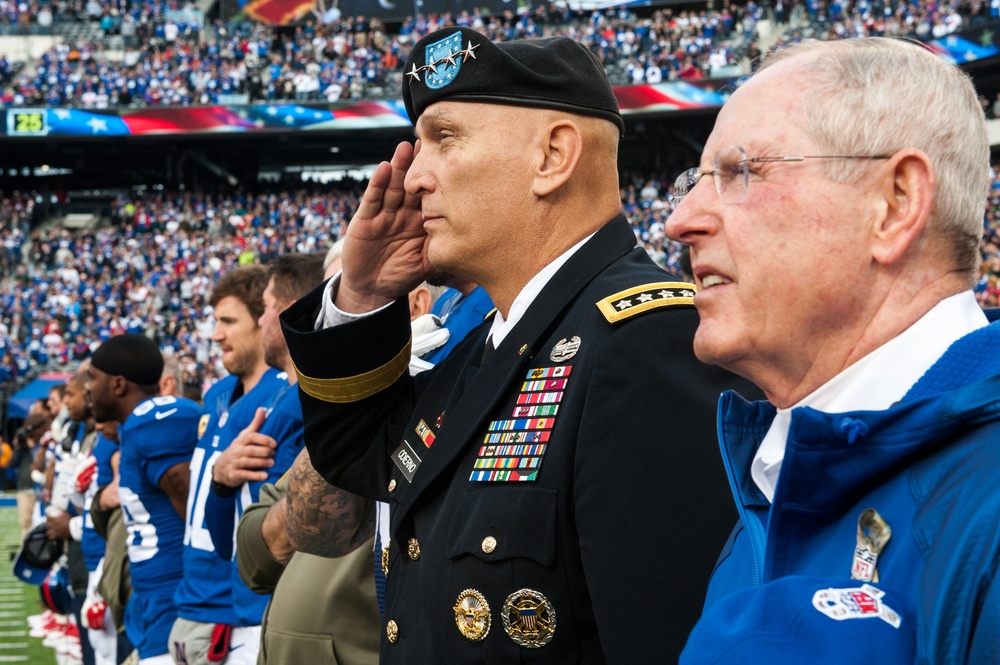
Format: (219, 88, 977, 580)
(280, 27, 755, 662)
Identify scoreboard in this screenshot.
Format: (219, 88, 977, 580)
(6, 109, 49, 137)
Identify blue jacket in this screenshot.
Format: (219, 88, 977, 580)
(704, 321, 1000, 664)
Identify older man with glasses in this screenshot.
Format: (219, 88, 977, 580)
(667, 37, 1000, 663)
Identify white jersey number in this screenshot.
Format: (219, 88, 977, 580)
(183, 446, 221, 552)
(119, 486, 159, 563)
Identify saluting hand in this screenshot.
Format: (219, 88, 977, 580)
(212, 407, 276, 488)
(336, 140, 434, 313)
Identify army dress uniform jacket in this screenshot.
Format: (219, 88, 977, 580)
(281, 215, 748, 663)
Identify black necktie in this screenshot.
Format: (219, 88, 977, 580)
(481, 334, 495, 365)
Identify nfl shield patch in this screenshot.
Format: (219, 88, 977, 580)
(425, 31, 463, 90)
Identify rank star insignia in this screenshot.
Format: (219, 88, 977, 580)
(597, 281, 696, 323)
(462, 40, 480, 61)
(454, 589, 491, 642)
(406, 63, 421, 82)
(502, 589, 556, 648)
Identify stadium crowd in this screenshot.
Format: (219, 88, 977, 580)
(0, 160, 998, 398)
(2, 0, 992, 108)
(0, 186, 360, 394)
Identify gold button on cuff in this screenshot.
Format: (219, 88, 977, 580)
(388, 479, 397, 493)
(482, 536, 497, 554)
(407, 538, 421, 560)
(386, 620, 399, 644)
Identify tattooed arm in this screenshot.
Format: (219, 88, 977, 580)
(284, 448, 376, 558)
(159, 460, 190, 519)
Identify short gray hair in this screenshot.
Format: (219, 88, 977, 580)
(324, 239, 345, 272)
(759, 38, 989, 274)
(161, 353, 183, 394)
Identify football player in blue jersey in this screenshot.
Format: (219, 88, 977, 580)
(86, 334, 202, 665)
(170, 265, 287, 665)
(204, 253, 325, 664)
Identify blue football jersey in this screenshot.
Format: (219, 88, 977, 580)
(118, 395, 202, 597)
(80, 433, 117, 572)
(231, 381, 304, 626)
(174, 369, 285, 624)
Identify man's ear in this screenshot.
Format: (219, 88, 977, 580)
(532, 120, 583, 198)
(871, 149, 935, 266)
(111, 376, 129, 399)
(408, 287, 432, 320)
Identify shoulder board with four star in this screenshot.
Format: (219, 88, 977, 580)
(596, 282, 696, 324)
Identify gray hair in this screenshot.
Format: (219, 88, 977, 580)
(759, 38, 989, 274)
(324, 238, 346, 272)
(161, 353, 184, 394)
(420, 281, 449, 308)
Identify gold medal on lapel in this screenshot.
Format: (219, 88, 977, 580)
(381, 540, 390, 578)
(453, 589, 491, 642)
(502, 589, 556, 648)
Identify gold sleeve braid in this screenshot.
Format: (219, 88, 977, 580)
(293, 338, 412, 403)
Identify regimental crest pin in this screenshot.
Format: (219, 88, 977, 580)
(425, 31, 463, 90)
(549, 336, 581, 363)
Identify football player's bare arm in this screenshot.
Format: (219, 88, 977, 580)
(159, 461, 190, 519)
(285, 448, 376, 558)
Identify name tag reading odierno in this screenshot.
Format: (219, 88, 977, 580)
(392, 439, 423, 483)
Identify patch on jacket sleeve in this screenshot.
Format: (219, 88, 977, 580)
(596, 282, 696, 323)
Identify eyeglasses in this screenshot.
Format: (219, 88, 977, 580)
(670, 145, 892, 205)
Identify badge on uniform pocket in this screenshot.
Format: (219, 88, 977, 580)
(502, 589, 556, 648)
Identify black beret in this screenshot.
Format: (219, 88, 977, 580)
(91, 334, 163, 386)
(402, 27, 624, 135)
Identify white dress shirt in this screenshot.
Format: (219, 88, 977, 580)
(315, 232, 596, 342)
(751, 291, 988, 502)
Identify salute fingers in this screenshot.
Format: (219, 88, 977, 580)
(337, 141, 433, 311)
